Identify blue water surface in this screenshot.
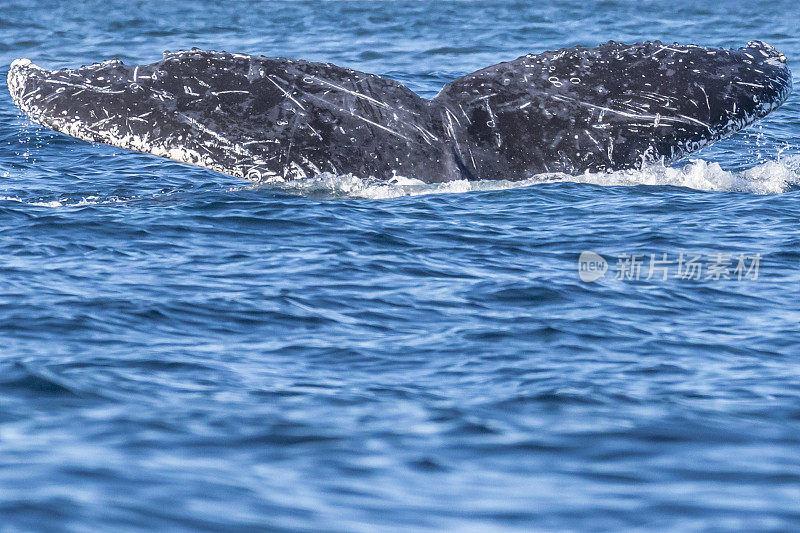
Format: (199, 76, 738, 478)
(1, 1, 800, 531)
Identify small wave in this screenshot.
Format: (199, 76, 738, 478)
(0, 195, 136, 208)
(1, 362, 82, 398)
(252, 156, 800, 199)
(568, 156, 800, 195)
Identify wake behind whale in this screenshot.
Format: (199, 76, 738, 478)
(7, 41, 792, 183)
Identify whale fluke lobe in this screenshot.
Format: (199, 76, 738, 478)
(8, 51, 447, 182)
(437, 40, 791, 177)
(7, 42, 792, 183)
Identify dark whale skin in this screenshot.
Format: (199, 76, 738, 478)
(7, 41, 792, 183)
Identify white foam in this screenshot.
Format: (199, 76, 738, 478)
(0, 195, 132, 208)
(252, 156, 800, 199)
(5, 157, 798, 209)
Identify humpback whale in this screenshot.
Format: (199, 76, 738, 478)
(7, 41, 792, 183)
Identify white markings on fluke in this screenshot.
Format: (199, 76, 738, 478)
(6, 41, 793, 183)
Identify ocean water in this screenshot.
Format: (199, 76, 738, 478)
(1, 0, 800, 530)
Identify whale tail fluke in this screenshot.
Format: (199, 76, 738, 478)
(8, 42, 793, 183)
